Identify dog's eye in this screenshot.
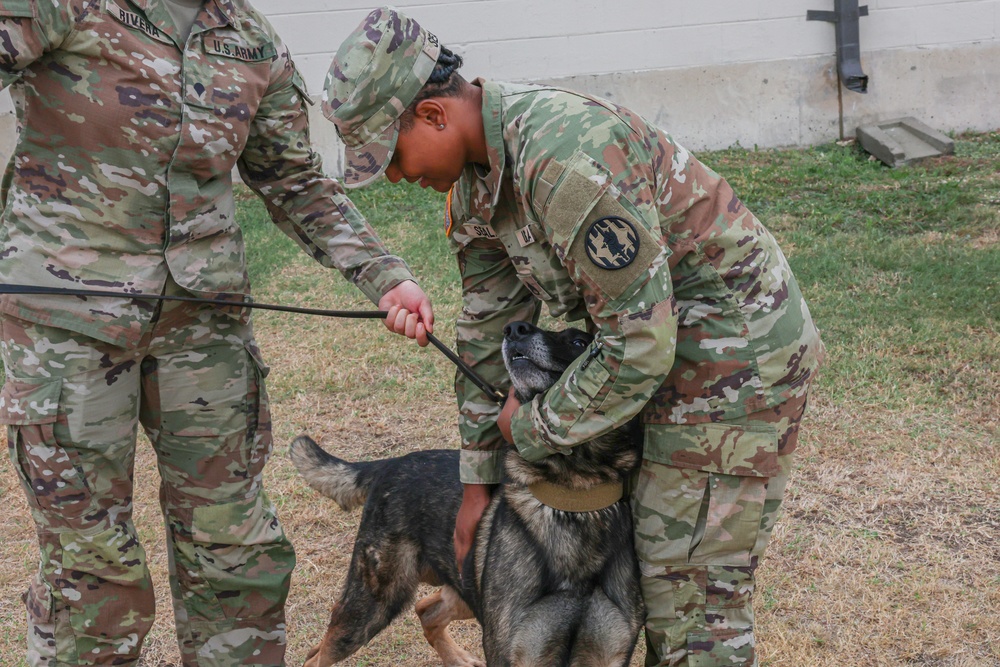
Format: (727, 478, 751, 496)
(571, 339, 588, 348)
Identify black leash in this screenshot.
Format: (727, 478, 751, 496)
(0, 284, 506, 405)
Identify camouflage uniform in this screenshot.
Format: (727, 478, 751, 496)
(325, 8, 823, 667)
(0, 1, 415, 665)
(445, 81, 823, 667)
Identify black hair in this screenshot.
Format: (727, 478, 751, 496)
(399, 45, 466, 131)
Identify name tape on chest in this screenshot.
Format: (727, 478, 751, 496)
(205, 36, 276, 62)
(107, 0, 172, 45)
(462, 223, 498, 240)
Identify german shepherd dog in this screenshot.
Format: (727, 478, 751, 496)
(290, 321, 644, 666)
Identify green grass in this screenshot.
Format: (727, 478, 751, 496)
(706, 133, 999, 413)
(1, 133, 998, 667)
(237, 182, 457, 296)
(236, 132, 999, 418)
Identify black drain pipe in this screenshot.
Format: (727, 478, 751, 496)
(808, 0, 869, 138)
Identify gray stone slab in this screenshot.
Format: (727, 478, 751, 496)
(856, 117, 955, 167)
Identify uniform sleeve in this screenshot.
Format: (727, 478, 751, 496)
(508, 143, 679, 462)
(0, 1, 77, 89)
(449, 185, 540, 485)
(237, 32, 414, 304)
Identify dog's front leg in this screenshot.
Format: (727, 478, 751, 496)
(415, 587, 485, 667)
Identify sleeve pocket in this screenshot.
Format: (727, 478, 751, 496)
(291, 68, 314, 106)
(545, 358, 612, 419)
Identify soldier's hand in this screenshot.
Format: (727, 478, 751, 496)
(454, 483, 493, 576)
(379, 280, 433, 347)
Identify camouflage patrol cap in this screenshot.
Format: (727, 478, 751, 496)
(322, 7, 441, 188)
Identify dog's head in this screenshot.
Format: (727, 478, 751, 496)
(502, 321, 593, 403)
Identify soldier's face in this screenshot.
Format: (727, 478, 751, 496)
(385, 100, 466, 193)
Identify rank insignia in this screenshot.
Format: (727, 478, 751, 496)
(584, 217, 640, 270)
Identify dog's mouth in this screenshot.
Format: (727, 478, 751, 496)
(508, 351, 531, 364)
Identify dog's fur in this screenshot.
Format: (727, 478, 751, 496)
(290, 322, 644, 667)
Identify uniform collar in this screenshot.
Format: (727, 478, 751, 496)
(473, 78, 507, 213)
(130, 0, 235, 33)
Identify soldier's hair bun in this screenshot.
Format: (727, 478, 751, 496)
(428, 46, 463, 85)
(399, 44, 467, 130)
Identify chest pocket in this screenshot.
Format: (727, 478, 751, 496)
(176, 28, 273, 177)
(192, 29, 273, 112)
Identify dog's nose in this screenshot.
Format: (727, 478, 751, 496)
(503, 321, 534, 341)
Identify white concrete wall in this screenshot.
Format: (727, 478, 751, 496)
(0, 0, 997, 169)
(254, 0, 998, 95)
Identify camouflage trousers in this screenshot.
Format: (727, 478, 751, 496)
(0, 285, 295, 666)
(631, 393, 808, 667)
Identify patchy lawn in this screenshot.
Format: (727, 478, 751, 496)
(1, 133, 997, 666)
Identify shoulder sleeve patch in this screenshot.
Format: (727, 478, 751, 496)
(566, 193, 662, 301)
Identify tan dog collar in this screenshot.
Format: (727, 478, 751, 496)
(527, 480, 624, 513)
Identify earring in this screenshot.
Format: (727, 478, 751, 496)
(438, 124, 445, 129)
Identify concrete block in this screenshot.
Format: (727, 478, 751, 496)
(856, 117, 955, 167)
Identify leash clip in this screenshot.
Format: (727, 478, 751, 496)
(579, 341, 604, 371)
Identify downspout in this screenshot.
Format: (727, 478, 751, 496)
(808, 0, 869, 139)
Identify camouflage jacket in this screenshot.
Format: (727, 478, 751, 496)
(0, 0, 413, 347)
(449, 79, 824, 485)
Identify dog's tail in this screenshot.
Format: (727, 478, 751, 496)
(289, 435, 379, 511)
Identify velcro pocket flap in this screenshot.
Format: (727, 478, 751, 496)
(0, 377, 61, 425)
(291, 68, 315, 106)
(643, 422, 779, 477)
(0, 1, 37, 18)
(540, 151, 609, 250)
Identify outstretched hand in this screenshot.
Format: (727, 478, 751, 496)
(378, 280, 433, 347)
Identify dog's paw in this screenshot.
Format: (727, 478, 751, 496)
(302, 643, 322, 667)
(442, 649, 486, 667)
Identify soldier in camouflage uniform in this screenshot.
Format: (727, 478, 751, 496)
(326, 7, 823, 667)
(0, 1, 434, 665)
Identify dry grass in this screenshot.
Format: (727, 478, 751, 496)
(1, 135, 998, 665)
(3, 264, 996, 667)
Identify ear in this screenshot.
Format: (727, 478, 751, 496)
(413, 98, 447, 128)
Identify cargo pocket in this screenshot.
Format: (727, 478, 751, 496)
(22, 575, 60, 661)
(190, 490, 294, 620)
(0, 376, 94, 523)
(22, 575, 53, 625)
(687, 627, 755, 666)
(243, 340, 272, 480)
(633, 422, 778, 568)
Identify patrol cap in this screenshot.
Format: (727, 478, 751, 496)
(322, 7, 441, 188)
